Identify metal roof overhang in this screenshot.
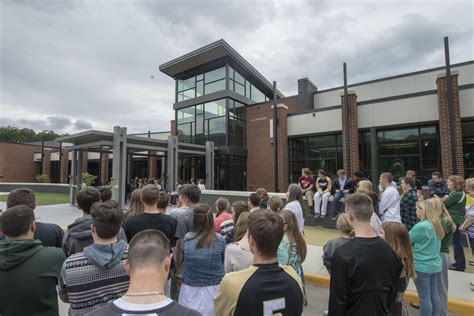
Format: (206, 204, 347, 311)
(159, 39, 284, 98)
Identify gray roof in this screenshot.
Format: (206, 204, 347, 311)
(159, 39, 284, 98)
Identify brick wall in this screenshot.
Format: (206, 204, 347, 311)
(246, 96, 298, 191)
(340, 93, 359, 175)
(0, 143, 41, 183)
(60, 149, 69, 183)
(436, 74, 464, 177)
(100, 153, 109, 185)
(170, 120, 177, 136)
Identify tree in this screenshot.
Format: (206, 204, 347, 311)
(0, 126, 65, 143)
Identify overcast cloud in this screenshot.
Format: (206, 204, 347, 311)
(0, 0, 472, 134)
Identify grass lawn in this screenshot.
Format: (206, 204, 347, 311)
(0, 192, 69, 206)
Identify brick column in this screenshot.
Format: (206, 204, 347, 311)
(42, 149, 51, 177)
(340, 92, 359, 175)
(170, 120, 177, 136)
(100, 153, 109, 184)
(82, 150, 88, 173)
(149, 152, 157, 179)
(276, 105, 289, 192)
(60, 149, 69, 183)
(436, 73, 464, 177)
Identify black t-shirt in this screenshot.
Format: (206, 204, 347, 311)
(328, 237, 402, 316)
(215, 262, 304, 316)
(317, 177, 330, 192)
(123, 213, 177, 242)
(34, 222, 64, 248)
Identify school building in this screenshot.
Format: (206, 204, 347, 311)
(1, 39, 473, 191)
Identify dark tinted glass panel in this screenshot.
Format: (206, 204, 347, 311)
(421, 138, 439, 156)
(208, 117, 226, 135)
(420, 126, 437, 139)
(378, 128, 418, 142)
(379, 156, 420, 180)
(177, 123, 192, 143)
(205, 79, 226, 94)
(378, 141, 418, 156)
(205, 67, 225, 83)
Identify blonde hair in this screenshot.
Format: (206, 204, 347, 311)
(233, 211, 251, 242)
(432, 198, 456, 232)
(125, 189, 144, 219)
(336, 213, 353, 235)
(357, 180, 373, 193)
(381, 222, 416, 279)
(417, 199, 445, 239)
(268, 196, 283, 213)
(448, 175, 465, 191)
(281, 210, 307, 262)
(464, 177, 474, 191)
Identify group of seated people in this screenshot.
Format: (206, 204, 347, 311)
(0, 170, 473, 316)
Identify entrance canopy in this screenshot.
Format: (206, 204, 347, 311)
(57, 126, 215, 208)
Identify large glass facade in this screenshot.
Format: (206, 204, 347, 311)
(177, 65, 269, 103)
(176, 98, 246, 148)
(462, 120, 474, 178)
(288, 134, 343, 183)
(359, 125, 440, 183)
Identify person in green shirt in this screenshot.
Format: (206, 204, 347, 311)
(433, 198, 456, 316)
(443, 175, 466, 271)
(0, 205, 65, 316)
(409, 198, 444, 316)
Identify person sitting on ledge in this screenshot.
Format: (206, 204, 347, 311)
(331, 169, 354, 220)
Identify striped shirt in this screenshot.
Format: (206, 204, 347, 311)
(57, 246, 130, 315)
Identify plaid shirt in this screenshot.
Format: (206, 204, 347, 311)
(400, 189, 418, 231)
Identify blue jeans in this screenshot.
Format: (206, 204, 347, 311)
(414, 271, 441, 316)
(452, 224, 466, 270)
(332, 191, 350, 216)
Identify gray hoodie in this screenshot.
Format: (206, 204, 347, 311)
(62, 215, 127, 257)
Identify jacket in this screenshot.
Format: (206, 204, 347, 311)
(62, 215, 127, 257)
(443, 191, 466, 225)
(182, 232, 225, 287)
(0, 239, 65, 316)
(332, 177, 354, 193)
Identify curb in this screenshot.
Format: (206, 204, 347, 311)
(304, 272, 474, 316)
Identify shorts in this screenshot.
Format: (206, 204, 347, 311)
(304, 190, 314, 197)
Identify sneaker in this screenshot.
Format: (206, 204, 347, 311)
(314, 213, 320, 219)
(321, 214, 326, 219)
(331, 215, 338, 220)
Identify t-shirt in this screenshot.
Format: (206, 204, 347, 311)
(322, 236, 351, 274)
(298, 175, 314, 190)
(215, 262, 304, 316)
(316, 177, 331, 192)
(35, 221, 64, 248)
(88, 297, 201, 315)
(409, 220, 442, 274)
(170, 207, 193, 240)
(123, 213, 177, 242)
(284, 201, 305, 234)
(328, 237, 402, 316)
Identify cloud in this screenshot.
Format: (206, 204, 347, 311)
(74, 119, 93, 130)
(0, 0, 472, 135)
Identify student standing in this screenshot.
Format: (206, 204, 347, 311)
(277, 210, 307, 284)
(328, 193, 402, 315)
(213, 198, 234, 242)
(378, 172, 401, 223)
(400, 176, 418, 231)
(285, 184, 305, 234)
(225, 212, 253, 273)
(443, 175, 466, 271)
(381, 221, 416, 316)
(322, 213, 352, 274)
(409, 199, 443, 316)
(178, 204, 225, 316)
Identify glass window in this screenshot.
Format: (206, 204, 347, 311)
(178, 77, 195, 92)
(204, 99, 226, 118)
(196, 81, 203, 97)
(196, 74, 203, 81)
(196, 104, 203, 114)
(205, 79, 226, 94)
(245, 81, 251, 97)
(251, 84, 266, 103)
(177, 107, 195, 124)
(234, 70, 245, 85)
(205, 67, 225, 83)
(462, 121, 474, 177)
(378, 128, 419, 142)
(177, 123, 192, 143)
(234, 83, 245, 96)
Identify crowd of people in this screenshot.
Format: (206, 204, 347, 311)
(0, 168, 472, 316)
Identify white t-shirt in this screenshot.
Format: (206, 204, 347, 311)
(198, 184, 206, 191)
(379, 186, 401, 223)
(284, 200, 305, 234)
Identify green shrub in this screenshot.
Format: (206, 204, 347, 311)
(36, 174, 50, 183)
(82, 172, 97, 187)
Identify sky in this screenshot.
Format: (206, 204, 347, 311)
(0, 0, 473, 134)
